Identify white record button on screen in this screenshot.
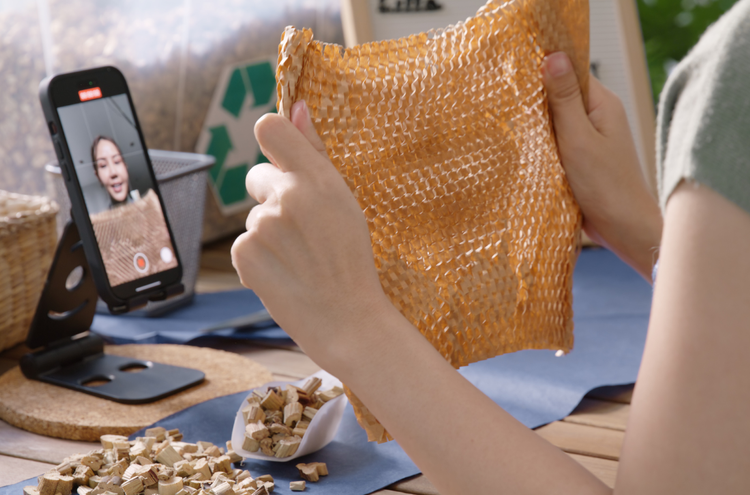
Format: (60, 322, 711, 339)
(160, 247, 174, 263)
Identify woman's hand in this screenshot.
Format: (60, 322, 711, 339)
(542, 52, 663, 282)
(230, 73, 617, 495)
(231, 101, 393, 369)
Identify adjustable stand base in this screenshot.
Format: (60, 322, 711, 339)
(22, 334, 204, 404)
(21, 221, 204, 404)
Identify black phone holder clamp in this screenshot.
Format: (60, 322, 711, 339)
(20, 220, 204, 404)
(108, 279, 185, 315)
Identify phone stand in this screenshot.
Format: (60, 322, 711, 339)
(20, 220, 204, 404)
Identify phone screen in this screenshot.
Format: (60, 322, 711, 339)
(57, 91, 178, 288)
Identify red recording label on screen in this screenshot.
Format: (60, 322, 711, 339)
(78, 87, 102, 102)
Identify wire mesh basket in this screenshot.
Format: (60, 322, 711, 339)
(45, 150, 214, 316)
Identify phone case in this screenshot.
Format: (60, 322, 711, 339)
(38, 67, 183, 313)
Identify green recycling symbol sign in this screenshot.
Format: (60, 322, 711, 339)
(196, 58, 277, 214)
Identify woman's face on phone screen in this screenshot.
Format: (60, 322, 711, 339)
(94, 139, 130, 203)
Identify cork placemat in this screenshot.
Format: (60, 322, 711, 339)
(0, 344, 273, 441)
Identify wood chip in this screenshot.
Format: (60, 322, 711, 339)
(192, 459, 211, 480)
(241, 436, 259, 453)
(54, 462, 74, 476)
(260, 390, 284, 412)
(310, 463, 328, 476)
(264, 411, 282, 424)
(80, 456, 103, 472)
(173, 461, 194, 478)
(284, 386, 299, 405)
(225, 450, 243, 464)
(89, 475, 118, 495)
(196, 442, 214, 452)
(294, 465, 318, 483)
(294, 389, 312, 407)
(235, 478, 256, 492)
(274, 436, 301, 458)
(242, 422, 269, 452)
(202, 446, 221, 458)
(180, 444, 198, 455)
(38, 474, 60, 495)
(259, 439, 274, 457)
(145, 428, 168, 442)
(129, 443, 150, 460)
(209, 455, 232, 474)
(234, 471, 252, 484)
(186, 477, 202, 490)
(282, 402, 302, 427)
(289, 481, 305, 492)
(301, 377, 322, 396)
(87, 476, 102, 489)
(301, 407, 317, 420)
(241, 404, 265, 424)
(73, 466, 94, 486)
(318, 387, 344, 402)
(248, 422, 270, 441)
(268, 423, 292, 436)
(295, 463, 327, 482)
(155, 446, 183, 467)
(121, 478, 143, 495)
(210, 482, 233, 495)
(157, 478, 183, 495)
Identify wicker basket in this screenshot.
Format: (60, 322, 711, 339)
(0, 191, 59, 352)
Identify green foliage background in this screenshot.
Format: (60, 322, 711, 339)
(637, 0, 740, 102)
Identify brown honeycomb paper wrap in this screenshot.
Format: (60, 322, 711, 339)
(90, 190, 178, 287)
(276, 0, 588, 443)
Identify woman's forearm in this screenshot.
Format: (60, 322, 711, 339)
(591, 195, 663, 284)
(329, 306, 611, 495)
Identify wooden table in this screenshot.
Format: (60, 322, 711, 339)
(0, 238, 634, 493)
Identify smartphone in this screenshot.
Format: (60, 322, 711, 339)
(39, 67, 183, 313)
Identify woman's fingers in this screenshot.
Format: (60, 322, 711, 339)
(542, 52, 595, 144)
(245, 162, 284, 204)
(587, 76, 608, 117)
(290, 100, 329, 160)
(254, 110, 329, 174)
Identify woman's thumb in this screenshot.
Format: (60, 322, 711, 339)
(290, 100, 329, 160)
(542, 52, 591, 137)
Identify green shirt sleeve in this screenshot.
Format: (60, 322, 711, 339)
(656, 0, 750, 214)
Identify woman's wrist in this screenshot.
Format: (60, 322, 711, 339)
(307, 293, 407, 379)
(600, 192, 663, 283)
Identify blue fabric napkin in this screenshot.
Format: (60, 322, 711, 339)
(1, 248, 651, 494)
(90, 290, 291, 345)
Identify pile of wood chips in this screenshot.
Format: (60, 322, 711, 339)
(22, 427, 328, 495)
(241, 377, 343, 459)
